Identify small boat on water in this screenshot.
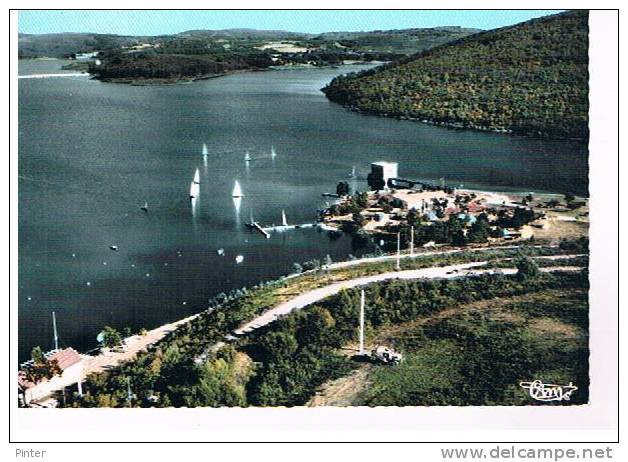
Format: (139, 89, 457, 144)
(271, 146, 277, 159)
(190, 181, 200, 199)
(193, 168, 200, 185)
(281, 209, 288, 227)
(244, 151, 251, 162)
(232, 180, 243, 198)
(110, 245, 118, 251)
(217, 248, 225, 256)
(202, 143, 208, 156)
(235, 255, 244, 264)
(141, 202, 148, 212)
(348, 166, 356, 178)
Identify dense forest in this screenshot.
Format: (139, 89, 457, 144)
(322, 10, 589, 140)
(90, 50, 274, 82)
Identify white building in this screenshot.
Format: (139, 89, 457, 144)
(369, 162, 399, 191)
(18, 348, 87, 406)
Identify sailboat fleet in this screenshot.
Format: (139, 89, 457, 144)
(186, 144, 315, 239)
(189, 145, 280, 202)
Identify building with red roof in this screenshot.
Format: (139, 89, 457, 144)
(18, 348, 86, 406)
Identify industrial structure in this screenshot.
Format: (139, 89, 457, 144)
(368, 161, 398, 191)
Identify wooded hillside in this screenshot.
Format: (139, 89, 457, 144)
(322, 11, 589, 140)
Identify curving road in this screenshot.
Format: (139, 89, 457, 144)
(234, 262, 582, 335)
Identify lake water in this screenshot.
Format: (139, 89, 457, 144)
(18, 60, 588, 362)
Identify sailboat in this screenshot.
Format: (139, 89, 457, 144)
(281, 209, 288, 227)
(202, 143, 208, 157)
(140, 201, 148, 212)
(232, 180, 243, 198)
(349, 166, 356, 178)
(189, 181, 199, 199)
(244, 151, 251, 162)
(193, 168, 200, 185)
(271, 146, 277, 159)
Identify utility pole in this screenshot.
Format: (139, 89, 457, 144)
(396, 232, 401, 270)
(127, 377, 134, 407)
(77, 363, 83, 397)
(52, 311, 59, 351)
(410, 226, 415, 256)
(359, 290, 365, 355)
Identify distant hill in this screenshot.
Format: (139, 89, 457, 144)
(18, 33, 139, 58)
(18, 26, 480, 60)
(177, 28, 307, 40)
(314, 26, 482, 55)
(19, 26, 482, 84)
(322, 11, 589, 140)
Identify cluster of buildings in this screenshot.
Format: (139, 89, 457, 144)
(321, 161, 552, 243)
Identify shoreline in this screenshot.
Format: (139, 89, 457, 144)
(331, 104, 589, 143)
(25, 244, 585, 407)
(73, 243, 570, 361)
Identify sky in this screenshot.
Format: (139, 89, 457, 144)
(18, 10, 564, 36)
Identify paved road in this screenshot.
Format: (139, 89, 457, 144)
(234, 262, 582, 335)
(310, 244, 557, 272)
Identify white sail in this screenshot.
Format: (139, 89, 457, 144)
(271, 146, 276, 159)
(189, 181, 199, 198)
(244, 151, 251, 162)
(232, 180, 243, 198)
(281, 209, 288, 226)
(202, 143, 208, 156)
(193, 168, 200, 184)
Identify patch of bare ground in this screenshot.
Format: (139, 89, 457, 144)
(234, 351, 254, 384)
(307, 365, 373, 407)
(528, 317, 580, 338)
(532, 219, 588, 243)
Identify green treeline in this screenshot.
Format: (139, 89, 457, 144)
(322, 10, 589, 140)
(90, 50, 273, 81)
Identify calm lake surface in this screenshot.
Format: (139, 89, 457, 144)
(18, 60, 588, 361)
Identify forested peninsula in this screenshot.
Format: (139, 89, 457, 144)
(322, 10, 589, 140)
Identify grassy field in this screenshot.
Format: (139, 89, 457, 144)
(338, 289, 589, 406)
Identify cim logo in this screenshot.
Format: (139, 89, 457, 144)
(519, 380, 578, 402)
